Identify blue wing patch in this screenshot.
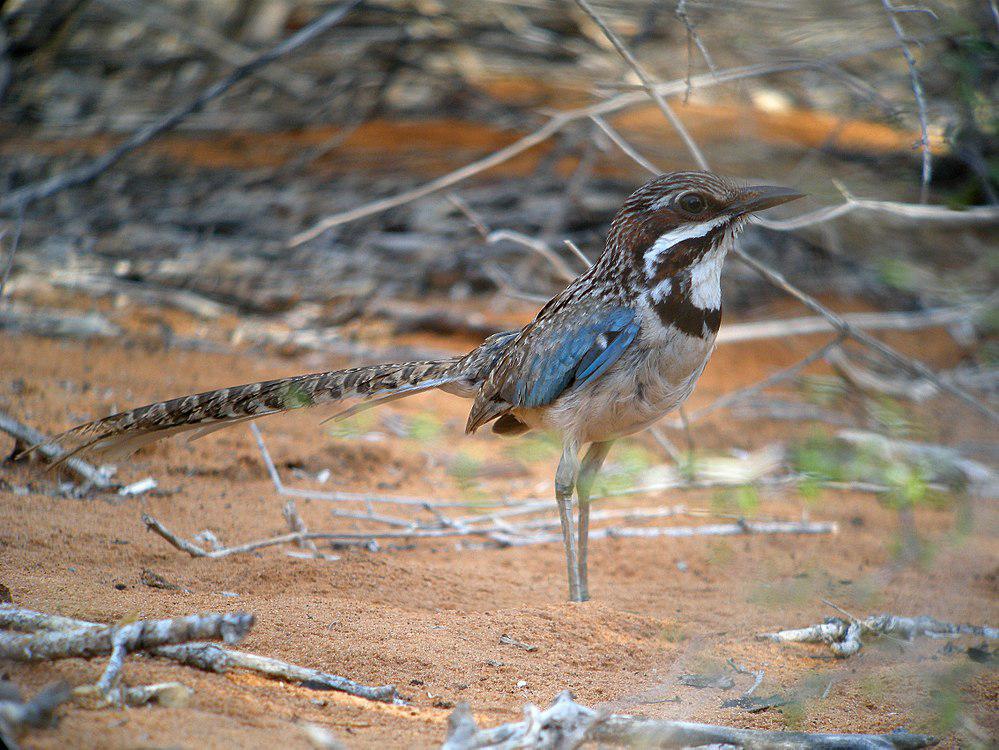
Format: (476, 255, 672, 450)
(512, 307, 639, 408)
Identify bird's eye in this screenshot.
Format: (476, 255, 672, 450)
(677, 192, 708, 214)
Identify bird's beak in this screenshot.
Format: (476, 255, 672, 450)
(731, 185, 805, 216)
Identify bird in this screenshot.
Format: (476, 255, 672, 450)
(34, 171, 802, 602)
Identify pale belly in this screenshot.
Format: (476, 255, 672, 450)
(518, 324, 717, 444)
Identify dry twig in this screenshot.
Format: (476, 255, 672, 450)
(574, 0, 709, 170)
(759, 612, 997, 658)
(0, 409, 115, 489)
(442, 690, 937, 749)
(880, 0, 936, 203)
(0, 605, 399, 704)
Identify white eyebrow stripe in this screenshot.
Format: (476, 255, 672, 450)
(642, 216, 728, 278)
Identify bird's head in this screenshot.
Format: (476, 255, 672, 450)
(606, 171, 803, 280)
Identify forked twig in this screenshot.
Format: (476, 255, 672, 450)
(442, 691, 937, 749)
(0, 605, 399, 704)
(574, 0, 709, 170)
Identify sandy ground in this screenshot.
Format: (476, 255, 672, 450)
(1, 309, 996, 748)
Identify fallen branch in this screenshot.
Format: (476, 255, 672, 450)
(153, 643, 400, 703)
(758, 614, 998, 658)
(0, 611, 253, 662)
(0, 409, 115, 489)
(442, 690, 938, 749)
(0, 605, 400, 704)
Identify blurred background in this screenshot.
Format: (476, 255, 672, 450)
(0, 2, 997, 746)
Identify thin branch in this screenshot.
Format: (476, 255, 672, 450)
(288, 52, 896, 245)
(574, 0, 709, 170)
(155, 643, 401, 703)
(0, 0, 362, 213)
(755, 198, 998, 230)
(731, 247, 998, 422)
(671, 337, 844, 426)
(0, 207, 23, 300)
(589, 114, 662, 174)
(675, 0, 718, 102)
(881, 0, 935, 202)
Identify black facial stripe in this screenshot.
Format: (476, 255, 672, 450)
(646, 222, 728, 285)
(650, 292, 723, 338)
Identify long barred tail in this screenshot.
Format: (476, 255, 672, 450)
(38, 359, 460, 465)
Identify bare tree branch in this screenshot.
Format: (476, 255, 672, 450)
(0, 0, 362, 213)
(881, 0, 936, 203)
(288, 49, 899, 246)
(574, 0, 709, 170)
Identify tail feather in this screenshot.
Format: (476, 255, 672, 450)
(38, 359, 459, 465)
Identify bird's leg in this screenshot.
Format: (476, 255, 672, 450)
(554, 440, 582, 602)
(575, 440, 613, 602)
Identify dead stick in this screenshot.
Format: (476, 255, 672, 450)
(0, 611, 253, 661)
(731, 247, 998, 422)
(0, 606, 397, 704)
(574, 0, 709, 170)
(881, 0, 935, 203)
(289, 51, 903, 245)
(443, 691, 937, 749)
(0, 410, 114, 488)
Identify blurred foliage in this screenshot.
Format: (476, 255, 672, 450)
(324, 410, 376, 439)
(935, 15, 999, 208)
(405, 411, 443, 442)
(594, 443, 657, 494)
(790, 430, 948, 513)
(711, 484, 761, 516)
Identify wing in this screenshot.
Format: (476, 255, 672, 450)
(466, 304, 639, 432)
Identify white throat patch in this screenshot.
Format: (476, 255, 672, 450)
(688, 245, 727, 310)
